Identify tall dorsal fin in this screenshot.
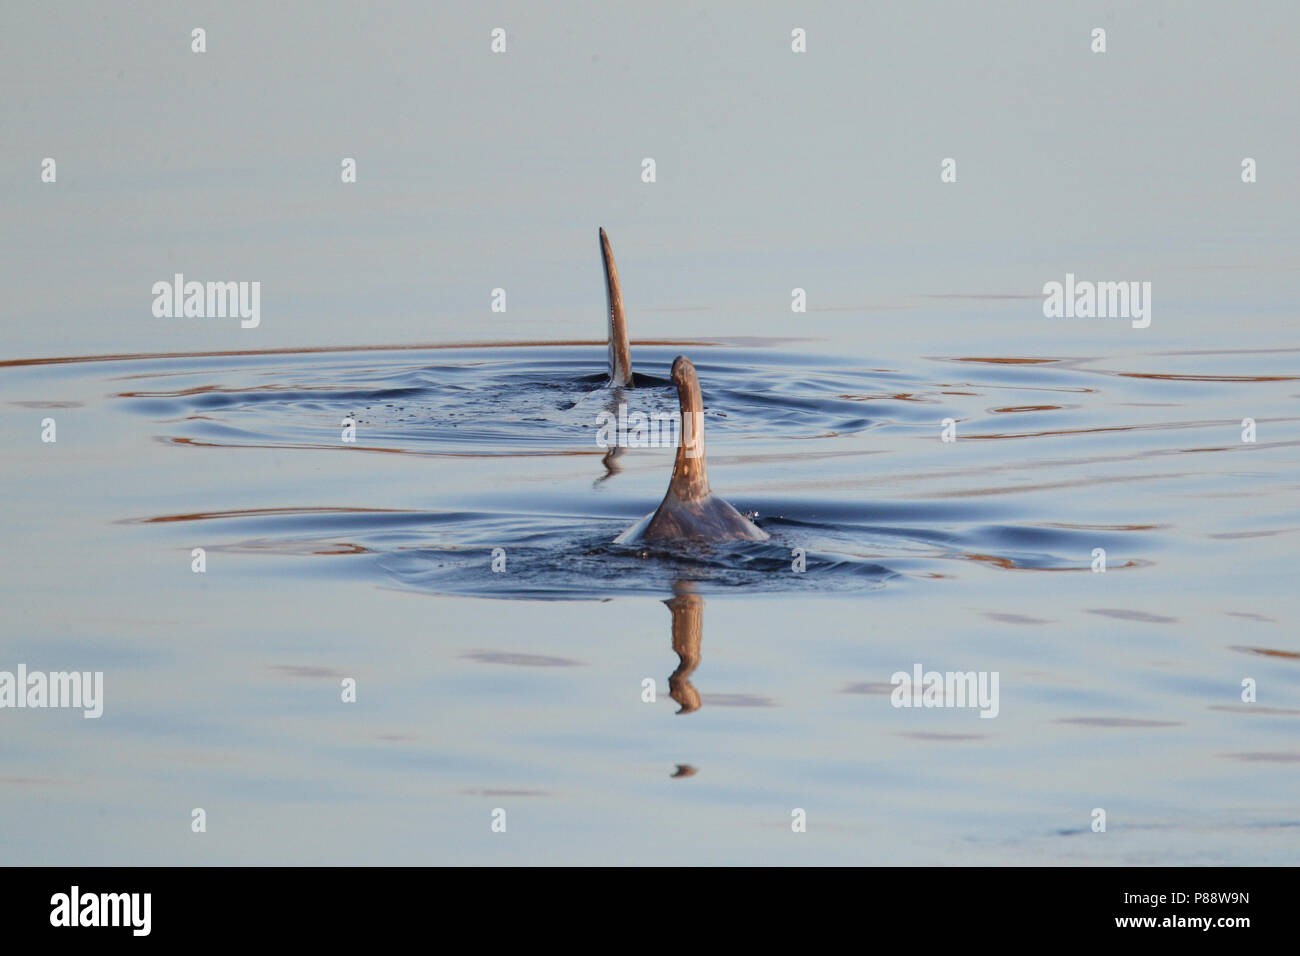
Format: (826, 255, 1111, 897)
(666, 355, 710, 501)
(599, 227, 632, 387)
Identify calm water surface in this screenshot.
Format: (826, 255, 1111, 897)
(2, 334, 1296, 864)
(3, 0, 1299, 866)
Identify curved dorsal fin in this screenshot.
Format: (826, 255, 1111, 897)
(666, 355, 709, 501)
(612, 355, 769, 545)
(599, 227, 632, 386)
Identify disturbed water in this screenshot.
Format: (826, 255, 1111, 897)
(2, 338, 1297, 864)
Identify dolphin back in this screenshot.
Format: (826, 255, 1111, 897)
(616, 493, 769, 545)
(613, 354, 769, 546)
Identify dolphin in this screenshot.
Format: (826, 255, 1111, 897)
(599, 227, 633, 387)
(615, 356, 770, 545)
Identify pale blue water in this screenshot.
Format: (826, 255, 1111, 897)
(2, 2, 1298, 865)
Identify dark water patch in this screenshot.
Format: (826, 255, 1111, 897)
(460, 651, 584, 667)
(212, 537, 373, 556)
(988, 403, 1074, 414)
(1222, 752, 1300, 763)
(1208, 705, 1300, 717)
(1114, 372, 1300, 383)
(1041, 522, 1165, 532)
(840, 682, 896, 695)
(1229, 646, 1299, 660)
(1058, 818, 1300, 838)
(1056, 718, 1182, 728)
(982, 612, 1054, 625)
(1055, 822, 1179, 837)
(376, 533, 896, 599)
(120, 505, 419, 526)
(158, 434, 610, 459)
(1086, 608, 1178, 624)
(268, 665, 347, 679)
(1208, 529, 1293, 540)
(960, 418, 1246, 442)
(113, 345, 925, 450)
(120, 493, 1161, 599)
(702, 694, 776, 708)
(919, 294, 1043, 300)
(967, 523, 1129, 553)
(947, 357, 1071, 365)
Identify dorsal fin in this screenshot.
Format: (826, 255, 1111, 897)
(666, 355, 709, 501)
(612, 354, 769, 546)
(599, 227, 632, 386)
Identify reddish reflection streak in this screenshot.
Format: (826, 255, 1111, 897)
(1230, 646, 1300, 660)
(162, 435, 603, 459)
(121, 505, 409, 525)
(0, 338, 742, 369)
